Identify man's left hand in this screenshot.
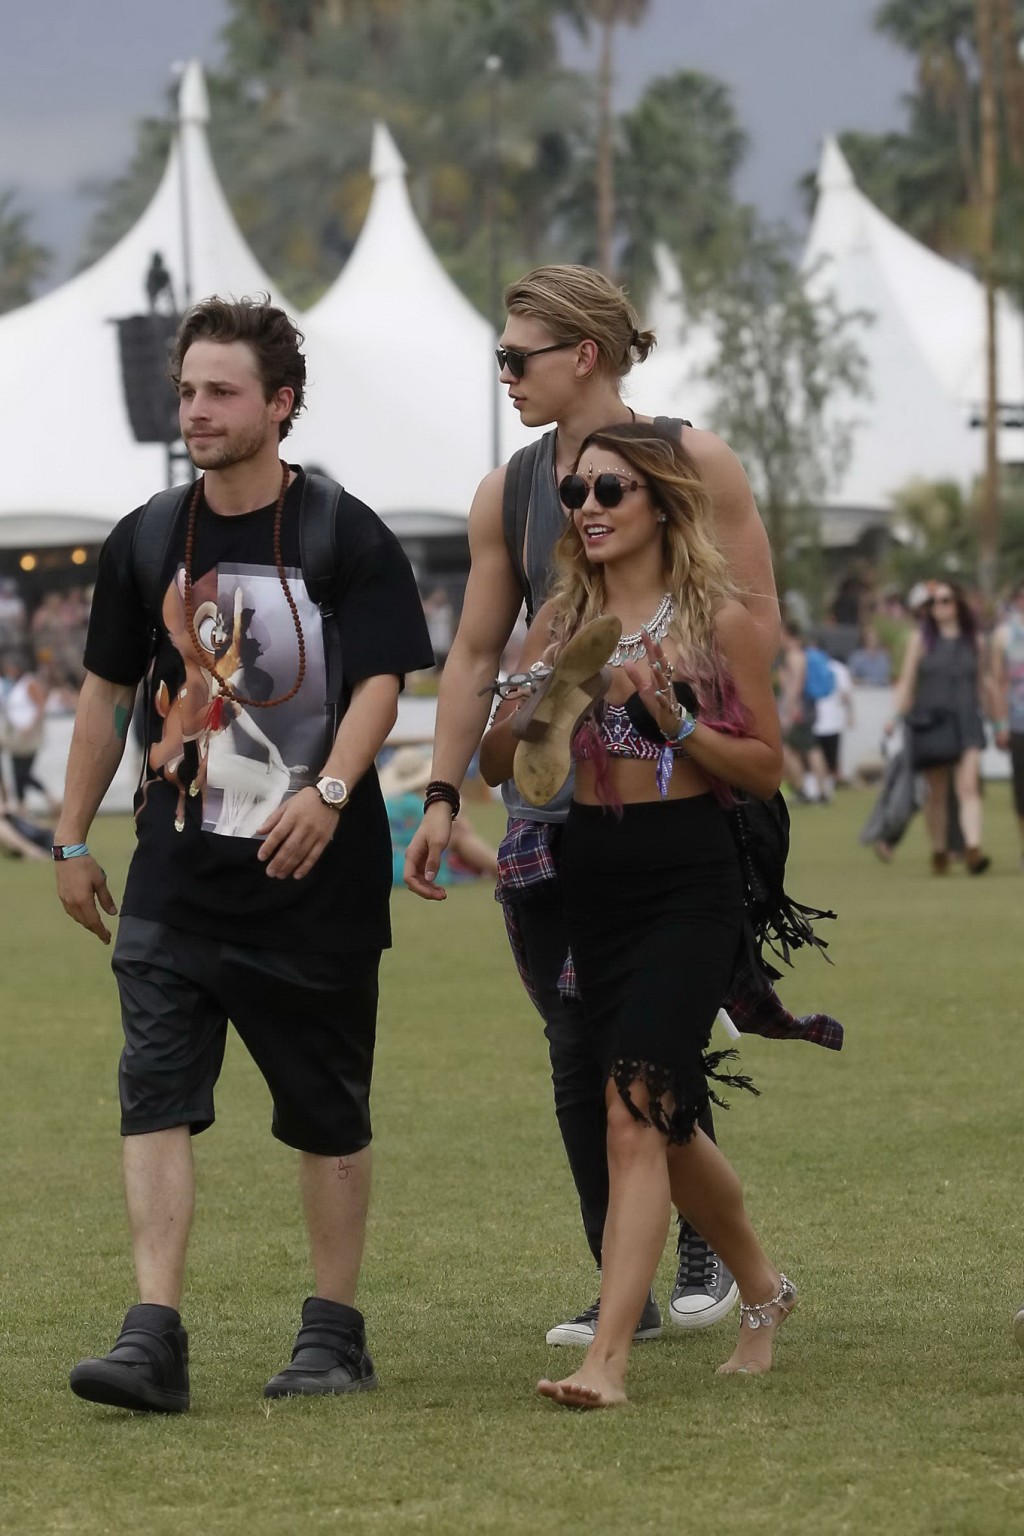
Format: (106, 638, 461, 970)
(257, 787, 341, 879)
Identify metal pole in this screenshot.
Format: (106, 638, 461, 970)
(177, 85, 194, 309)
(485, 55, 502, 470)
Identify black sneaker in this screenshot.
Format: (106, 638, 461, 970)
(545, 1288, 662, 1346)
(69, 1304, 190, 1413)
(264, 1297, 379, 1399)
(669, 1221, 739, 1330)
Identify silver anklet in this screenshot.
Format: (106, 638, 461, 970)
(739, 1274, 794, 1330)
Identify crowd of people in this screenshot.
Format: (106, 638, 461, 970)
(5, 276, 1017, 1421)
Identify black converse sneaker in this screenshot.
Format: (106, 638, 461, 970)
(69, 1304, 190, 1413)
(545, 1288, 662, 1346)
(264, 1297, 379, 1398)
(669, 1222, 739, 1330)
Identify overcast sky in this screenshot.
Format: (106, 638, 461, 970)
(2, 0, 915, 292)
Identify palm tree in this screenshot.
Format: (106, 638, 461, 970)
(875, 0, 979, 199)
(0, 191, 51, 314)
(583, 0, 650, 274)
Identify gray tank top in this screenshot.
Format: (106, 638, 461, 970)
(501, 429, 575, 822)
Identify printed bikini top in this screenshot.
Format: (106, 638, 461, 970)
(574, 683, 700, 764)
(589, 700, 662, 761)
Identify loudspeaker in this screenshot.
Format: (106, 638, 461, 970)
(115, 313, 181, 444)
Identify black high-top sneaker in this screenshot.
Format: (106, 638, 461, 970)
(669, 1221, 739, 1330)
(264, 1297, 378, 1398)
(545, 1287, 662, 1346)
(69, 1304, 190, 1413)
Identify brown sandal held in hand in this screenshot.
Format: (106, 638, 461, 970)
(512, 616, 621, 807)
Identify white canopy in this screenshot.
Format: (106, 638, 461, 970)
(630, 149, 1004, 522)
(293, 122, 536, 518)
(0, 62, 286, 547)
(625, 243, 718, 429)
(802, 137, 988, 514)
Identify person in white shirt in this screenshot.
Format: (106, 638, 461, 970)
(812, 657, 853, 798)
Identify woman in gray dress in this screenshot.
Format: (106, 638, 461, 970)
(890, 581, 990, 874)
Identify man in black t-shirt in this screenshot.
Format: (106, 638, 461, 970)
(55, 297, 433, 1414)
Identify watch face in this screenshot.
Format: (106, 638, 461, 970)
(320, 778, 347, 805)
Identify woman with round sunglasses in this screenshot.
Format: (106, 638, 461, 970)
(889, 579, 991, 874)
(480, 421, 792, 1407)
(404, 264, 782, 1344)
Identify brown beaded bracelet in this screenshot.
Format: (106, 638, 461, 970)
(423, 779, 461, 820)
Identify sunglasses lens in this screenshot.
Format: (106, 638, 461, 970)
(558, 474, 588, 511)
(496, 347, 525, 379)
(593, 474, 625, 509)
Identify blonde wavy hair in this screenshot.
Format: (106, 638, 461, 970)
(503, 265, 656, 380)
(548, 422, 738, 717)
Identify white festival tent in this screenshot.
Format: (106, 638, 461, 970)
(625, 242, 718, 431)
(0, 61, 287, 549)
(630, 143, 1013, 538)
(807, 138, 1024, 427)
(295, 121, 536, 524)
(801, 137, 1024, 522)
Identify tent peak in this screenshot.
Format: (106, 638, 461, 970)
(817, 135, 856, 194)
(371, 122, 407, 181)
(177, 60, 210, 126)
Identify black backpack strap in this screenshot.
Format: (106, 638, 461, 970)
(131, 485, 192, 622)
(654, 414, 691, 436)
(129, 483, 192, 791)
(502, 439, 546, 623)
(298, 471, 345, 712)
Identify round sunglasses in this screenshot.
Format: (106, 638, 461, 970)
(558, 472, 649, 511)
(494, 341, 575, 380)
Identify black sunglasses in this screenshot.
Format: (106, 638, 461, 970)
(558, 472, 649, 511)
(494, 341, 576, 380)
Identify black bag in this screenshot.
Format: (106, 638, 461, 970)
(727, 791, 836, 990)
(906, 707, 961, 769)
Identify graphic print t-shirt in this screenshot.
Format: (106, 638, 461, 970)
(84, 469, 434, 954)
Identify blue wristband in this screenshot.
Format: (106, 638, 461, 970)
(671, 711, 697, 744)
(51, 843, 90, 861)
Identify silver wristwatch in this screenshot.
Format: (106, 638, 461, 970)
(315, 776, 349, 811)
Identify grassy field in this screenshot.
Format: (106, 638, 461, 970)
(1, 788, 1022, 1536)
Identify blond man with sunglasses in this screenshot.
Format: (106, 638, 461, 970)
(405, 265, 780, 1342)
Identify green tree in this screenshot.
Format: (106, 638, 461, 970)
(0, 191, 52, 314)
(615, 72, 747, 301)
(698, 219, 871, 601)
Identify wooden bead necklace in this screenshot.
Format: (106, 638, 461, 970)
(182, 459, 306, 710)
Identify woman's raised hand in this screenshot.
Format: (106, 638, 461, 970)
(623, 630, 682, 739)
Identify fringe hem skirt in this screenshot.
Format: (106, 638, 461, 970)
(561, 795, 751, 1145)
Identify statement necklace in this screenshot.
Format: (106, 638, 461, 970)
(608, 593, 675, 666)
(182, 459, 306, 710)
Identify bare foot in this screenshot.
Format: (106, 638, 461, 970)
(717, 1274, 798, 1377)
(537, 1363, 629, 1410)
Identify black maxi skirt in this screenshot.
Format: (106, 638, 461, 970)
(561, 794, 749, 1145)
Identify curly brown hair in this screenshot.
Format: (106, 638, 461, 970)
(169, 294, 306, 440)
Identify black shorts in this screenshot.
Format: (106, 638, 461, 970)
(112, 917, 380, 1156)
(1011, 732, 1024, 817)
(815, 733, 840, 773)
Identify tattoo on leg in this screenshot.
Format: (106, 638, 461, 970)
(336, 1158, 352, 1181)
(114, 704, 131, 741)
